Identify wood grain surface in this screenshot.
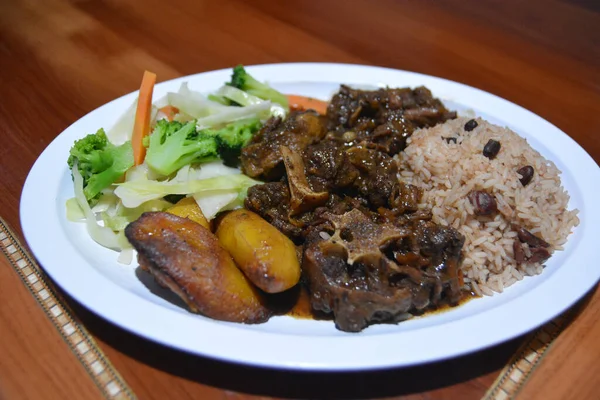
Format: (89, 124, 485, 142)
(0, 247, 103, 400)
(1, 0, 599, 399)
(518, 287, 600, 400)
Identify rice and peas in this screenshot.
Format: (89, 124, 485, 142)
(397, 117, 579, 296)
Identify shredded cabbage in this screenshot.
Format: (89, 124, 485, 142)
(166, 82, 274, 128)
(216, 85, 286, 118)
(193, 190, 238, 220)
(195, 102, 272, 129)
(101, 198, 172, 231)
(117, 246, 134, 264)
(66, 197, 85, 221)
(114, 172, 259, 208)
(106, 99, 137, 145)
(106, 99, 158, 145)
(124, 162, 164, 182)
(167, 82, 227, 119)
(72, 163, 124, 251)
(170, 162, 248, 218)
(70, 167, 169, 264)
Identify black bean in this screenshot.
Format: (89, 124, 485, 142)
(467, 190, 498, 215)
(516, 227, 550, 248)
(513, 240, 525, 264)
(442, 136, 457, 144)
(483, 139, 501, 159)
(528, 247, 551, 264)
(517, 165, 534, 186)
(464, 119, 478, 131)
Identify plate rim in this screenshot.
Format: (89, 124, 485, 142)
(20, 62, 600, 371)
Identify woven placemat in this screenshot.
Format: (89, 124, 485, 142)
(482, 307, 577, 400)
(0, 218, 136, 400)
(1, 217, 577, 400)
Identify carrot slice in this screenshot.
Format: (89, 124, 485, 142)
(132, 70, 157, 165)
(287, 94, 328, 115)
(158, 105, 179, 122)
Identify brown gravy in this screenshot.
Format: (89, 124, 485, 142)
(281, 285, 478, 321)
(285, 285, 332, 320)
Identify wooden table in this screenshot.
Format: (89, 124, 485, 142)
(1, 0, 599, 399)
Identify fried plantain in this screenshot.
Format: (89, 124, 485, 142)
(125, 212, 271, 324)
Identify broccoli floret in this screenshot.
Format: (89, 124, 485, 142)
(202, 118, 262, 166)
(228, 65, 289, 109)
(145, 120, 218, 176)
(67, 128, 134, 202)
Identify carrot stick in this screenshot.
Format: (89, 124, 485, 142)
(132, 70, 157, 165)
(158, 105, 179, 122)
(287, 94, 328, 115)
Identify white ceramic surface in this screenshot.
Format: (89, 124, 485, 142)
(20, 63, 600, 371)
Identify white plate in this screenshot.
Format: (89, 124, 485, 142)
(20, 63, 600, 371)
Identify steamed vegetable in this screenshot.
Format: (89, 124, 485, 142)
(187, 161, 252, 219)
(71, 163, 128, 251)
(194, 102, 272, 129)
(228, 65, 289, 110)
(65, 67, 293, 264)
(287, 94, 328, 115)
(145, 118, 262, 175)
(216, 85, 264, 106)
(107, 99, 138, 145)
(67, 128, 134, 202)
(207, 93, 234, 106)
(166, 82, 275, 126)
(132, 70, 157, 165)
(114, 166, 260, 208)
(101, 198, 172, 232)
(145, 120, 218, 176)
(157, 105, 179, 122)
(115, 173, 258, 208)
(167, 82, 228, 120)
(212, 85, 286, 118)
(203, 118, 262, 166)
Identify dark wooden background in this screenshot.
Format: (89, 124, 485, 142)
(1, 0, 599, 399)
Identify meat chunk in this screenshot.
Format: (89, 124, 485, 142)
(245, 139, 426, 242)
(280, 146, 329, 215)
(242, 85, 463, 332)
(326, 85, 456, 155)
(302, 210, 465, 332)
(303, 242, 414, 332)
(245, 181, 370, 243)
(244, 182, 303, 240)
(389, 182, 422, 214)
(304, 141, 410, 209)
(241, 111, 327, 179)
(345, 146, 399, 208)
(369, 112, 414, 155)
(303, 140, 359, 192)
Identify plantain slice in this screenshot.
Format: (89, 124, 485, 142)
(125, 212, 271, 324)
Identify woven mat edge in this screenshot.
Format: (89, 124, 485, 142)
(482, 299, 577, 399)
(0, 217, 137, 400)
